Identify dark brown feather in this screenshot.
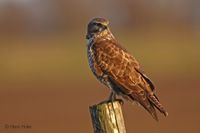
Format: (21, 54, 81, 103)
(92, 36, 168, 120)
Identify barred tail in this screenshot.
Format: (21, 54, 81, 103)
(148, 94, 168, 117)
(146, 103, 159, 121)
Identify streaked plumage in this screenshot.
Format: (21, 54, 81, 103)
(86, 17, 168, 121)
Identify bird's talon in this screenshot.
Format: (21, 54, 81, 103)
(116, 99, 124, 105)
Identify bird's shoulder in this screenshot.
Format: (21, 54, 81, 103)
(93, 38, 140, 69)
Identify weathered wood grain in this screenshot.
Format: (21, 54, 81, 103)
(89, 100, 126, 133)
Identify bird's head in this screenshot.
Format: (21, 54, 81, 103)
(86, 17, 109, 39)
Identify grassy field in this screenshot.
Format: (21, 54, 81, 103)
(0, 31, 200, 133)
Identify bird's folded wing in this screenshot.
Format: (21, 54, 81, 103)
(94, 40, 147, 94)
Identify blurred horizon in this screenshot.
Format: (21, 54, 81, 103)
(0, 0, 200, 133)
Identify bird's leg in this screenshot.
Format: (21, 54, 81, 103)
(99, 80, 124, 105)
(108, 91, 116, 101)
(108, 91, 124, 105)
(99, 91, 116, 105)
(99, 91, 124, 105)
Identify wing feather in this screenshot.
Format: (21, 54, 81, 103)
(93, 40, 167, 120)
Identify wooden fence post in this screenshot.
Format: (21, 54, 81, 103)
(89, 100, 126, 133)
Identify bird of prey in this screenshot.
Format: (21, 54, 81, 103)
(86, 17, 168, 121)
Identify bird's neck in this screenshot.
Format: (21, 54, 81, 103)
(86, 29, 115, 46)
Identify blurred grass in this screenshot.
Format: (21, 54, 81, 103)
(0, 30, 199, 86)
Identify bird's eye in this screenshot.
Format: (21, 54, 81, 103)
(93, 23, 102, 27)
(96, 23, 102, 27)
(90, 22, 107, 33)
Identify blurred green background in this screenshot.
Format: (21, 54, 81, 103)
(0, 0, 200, 133)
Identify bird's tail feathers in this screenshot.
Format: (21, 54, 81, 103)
(148, 94, 168, 117)
(129, 94, 159, 121)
